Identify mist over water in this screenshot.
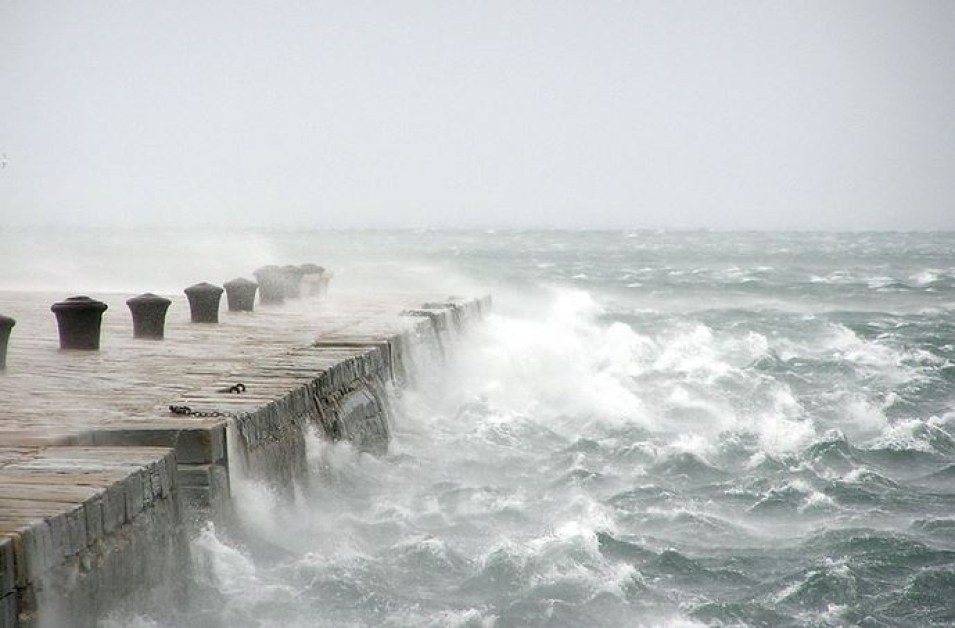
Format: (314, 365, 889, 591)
(8, 228, 955, 626)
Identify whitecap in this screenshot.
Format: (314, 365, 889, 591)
(911, 269, 940, 286)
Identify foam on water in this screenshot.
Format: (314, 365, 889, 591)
(448, 288, 650, 431)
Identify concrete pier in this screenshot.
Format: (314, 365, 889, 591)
(0, 287, 489, 626)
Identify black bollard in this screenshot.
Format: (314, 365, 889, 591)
(299, 263, 326, 297)
(253, 266, 285, 304)
(184, 282, 224, 323)
(223, 278, 258, 312)
(282, 265, 305, 298)
(126, 293, 172, 339)
(299, 263, 324, 276)
(0, 314, 15, 370)
(51, 296, 108, 350)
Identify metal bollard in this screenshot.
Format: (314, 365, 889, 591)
(282, 265, 305, 298)
(253, 266, 285, 304)
(184, 282, 224, 323)
(0, 314, 15, 370)
(126, 293, 172, 339)
(223, 278, 258, 312)
(299, 263, 326, 297)
(51, 296, 108, 350)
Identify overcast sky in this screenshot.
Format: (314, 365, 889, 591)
(1, 1, 953, 230)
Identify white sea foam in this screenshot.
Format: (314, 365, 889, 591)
(645, 620, 709, 628)
(841, 466, 889, 486)
(397, 608, 497, 628)
(837, 394, 890, 437)
(446, 286, 842, 458)
(192, 523, 260, 596)
(444, 288, 649, 431)
(799, 487, 836, 512)
(869, 417, 953, 453)
(98, 616, 164, 628)
(868, 275, 896, 289)
(911, 269, 941, 286)
(774, 556, 853, 605)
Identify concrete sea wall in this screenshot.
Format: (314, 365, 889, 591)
(0, 288, 489, 627)
(0, 447, 187, 627)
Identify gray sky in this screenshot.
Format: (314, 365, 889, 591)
(2, 1, 954, 230)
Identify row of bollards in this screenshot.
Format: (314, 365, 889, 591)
(0, 314, 14, 370)
(0, 264, 328, 367)
(50, 296, 109, 350)
(127, 293, 172, 339)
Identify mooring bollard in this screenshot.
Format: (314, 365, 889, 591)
(223, 278, 258, 312)
(184, 282, 224, 323)
(0, 314, 15, 370)
(299, 263, 326, 297)
(253, 266, 285, 304)
(51, 296, 108, 350)
(282, 265, 305, 299)
(126, 293, 172, 339)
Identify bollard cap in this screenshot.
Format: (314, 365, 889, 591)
(126, 292, 172, 307)
(51, 296, 108, 313)
(184, 282, 224, 296)
(223, 277, 257, 288)
(0, 314, 14, 329)
(254, 265, 281, 276)
(299, 263, 325, 275)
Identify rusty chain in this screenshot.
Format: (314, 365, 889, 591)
(168, 382, 247, 418)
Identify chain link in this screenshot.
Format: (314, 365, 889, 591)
(169, 405, 245, 418)
(169, 382, 247, 418)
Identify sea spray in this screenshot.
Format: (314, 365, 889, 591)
(75, 229, 955, 627)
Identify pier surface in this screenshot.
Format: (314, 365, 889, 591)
(0, 287, 488, 626)
(0, 289, 451, 442)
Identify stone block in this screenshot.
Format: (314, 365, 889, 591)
(152, 457, 170, 499)
(0, 518, 50, 588)
(177, 464, 213, 488)
(102, 483, 126, 534)
(90, 420, 227, 465)
(84, 495, 104, 545)
(0, 485, 106, 561)
(47, 512, 68, 560)
(0, 592, 16, 628)
(0, 536, 13, 596)
(122, 472, 145, 523)
(178, 463, 230, 514)
(63, 503, 88, 558)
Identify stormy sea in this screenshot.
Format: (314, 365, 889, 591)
(8, 228, 955, 627)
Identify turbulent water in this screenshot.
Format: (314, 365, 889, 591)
(6, 228, 955, 627)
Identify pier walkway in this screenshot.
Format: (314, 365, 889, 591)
(0, 286, 488, 626)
